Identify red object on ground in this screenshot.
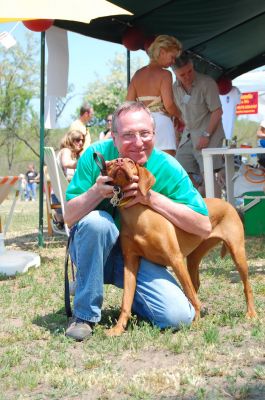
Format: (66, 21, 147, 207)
(23, 19, 54, 32)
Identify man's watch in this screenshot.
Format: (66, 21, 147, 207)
(202, 131, 211, 138)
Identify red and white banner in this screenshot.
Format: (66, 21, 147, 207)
(236, 92, 258, 115)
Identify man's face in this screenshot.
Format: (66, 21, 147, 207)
(112, 109, 155, 165)
(84, 108, 94, 123)
(174, 62, 195, 88)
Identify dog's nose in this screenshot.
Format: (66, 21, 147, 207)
(116, 158, 124, 166)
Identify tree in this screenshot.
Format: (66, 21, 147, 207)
(0, 33, 39, 171)
(84, 53, 145, 123)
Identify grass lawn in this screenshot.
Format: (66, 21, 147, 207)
(0, 199, 265, 400)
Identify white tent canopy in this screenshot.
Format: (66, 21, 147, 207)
(0, 0, 131, 24)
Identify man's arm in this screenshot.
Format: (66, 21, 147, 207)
(123, 180, 212, 238)
(64, 175, 114, 227)
(160, 71, 182, 120)
(196, 107, 223, 150)
(147, 190, 211, 238)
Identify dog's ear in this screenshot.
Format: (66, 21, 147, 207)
(136, 164, 156, 196)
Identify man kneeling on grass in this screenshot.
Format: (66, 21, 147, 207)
(64, 101, 211, 341)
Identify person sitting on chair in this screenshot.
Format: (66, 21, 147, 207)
(52, 130, 85, 230)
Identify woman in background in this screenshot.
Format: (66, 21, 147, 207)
(57, 130, 85, 180)
(126, 35, 183, 156)
(52, 129, 85, 230)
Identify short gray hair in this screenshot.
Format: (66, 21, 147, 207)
(171, 52, 193, 71)
(112, 101, 155, 134)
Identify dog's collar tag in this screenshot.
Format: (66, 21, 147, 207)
(110, 185, 123, 207)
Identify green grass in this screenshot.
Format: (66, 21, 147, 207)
(0, 200, 265, 399)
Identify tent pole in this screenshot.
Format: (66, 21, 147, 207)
(126, 49, 130, 88)
(38, 31, 45, 247)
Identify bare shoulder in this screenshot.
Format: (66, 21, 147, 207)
(61, 147, 72, 156)
(161, 68, 173, 80)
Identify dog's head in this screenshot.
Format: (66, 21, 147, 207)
(106, 158, 155, 196)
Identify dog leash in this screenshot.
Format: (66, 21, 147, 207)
(93, 152, 123, 207)
(93, 151, 108, 176)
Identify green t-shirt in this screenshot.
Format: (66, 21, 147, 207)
(66, 139, 208, 227)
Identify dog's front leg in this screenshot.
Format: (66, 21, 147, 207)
(107, 253, 140, 336)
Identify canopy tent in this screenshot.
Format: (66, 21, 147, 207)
(0, 0, 132, 24)
(54, 0, 265, 80)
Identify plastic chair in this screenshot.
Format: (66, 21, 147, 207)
(0, 176, 40, 276)
(0, 176, 20, 236)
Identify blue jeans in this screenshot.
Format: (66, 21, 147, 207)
(69, 210, 195, 329)
(26, 182, 37, 200)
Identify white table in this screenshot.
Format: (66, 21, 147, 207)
(202, 147, 265, 205)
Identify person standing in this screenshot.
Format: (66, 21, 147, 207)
(99, 114, 113, 141)
(126, 35, 183, 157)
(70, 103, 94, 152)
(172, 53, 225, 196)
(25, 163, 39, 201)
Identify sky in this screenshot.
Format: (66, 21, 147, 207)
(0, 21, 149, 127)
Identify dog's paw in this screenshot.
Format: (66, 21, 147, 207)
(246, 310, 257, 319)
(105, 326, 125, 337)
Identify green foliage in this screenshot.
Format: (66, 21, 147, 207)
(0, 33, 39, 173)
(234, 118, 259, 146)
(84, 53, 146, 122)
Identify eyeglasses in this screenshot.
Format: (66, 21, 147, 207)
(121, 130, 154, 142)
(74, 138, 85, 143)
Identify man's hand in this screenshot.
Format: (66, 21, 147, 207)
(122, 175, 139, 202)
(94, 174, 114, 199)
(196, 135, 210, 150)
(122, 175, 153, 208)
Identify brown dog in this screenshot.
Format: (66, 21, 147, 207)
(106, 158, 256, 336)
